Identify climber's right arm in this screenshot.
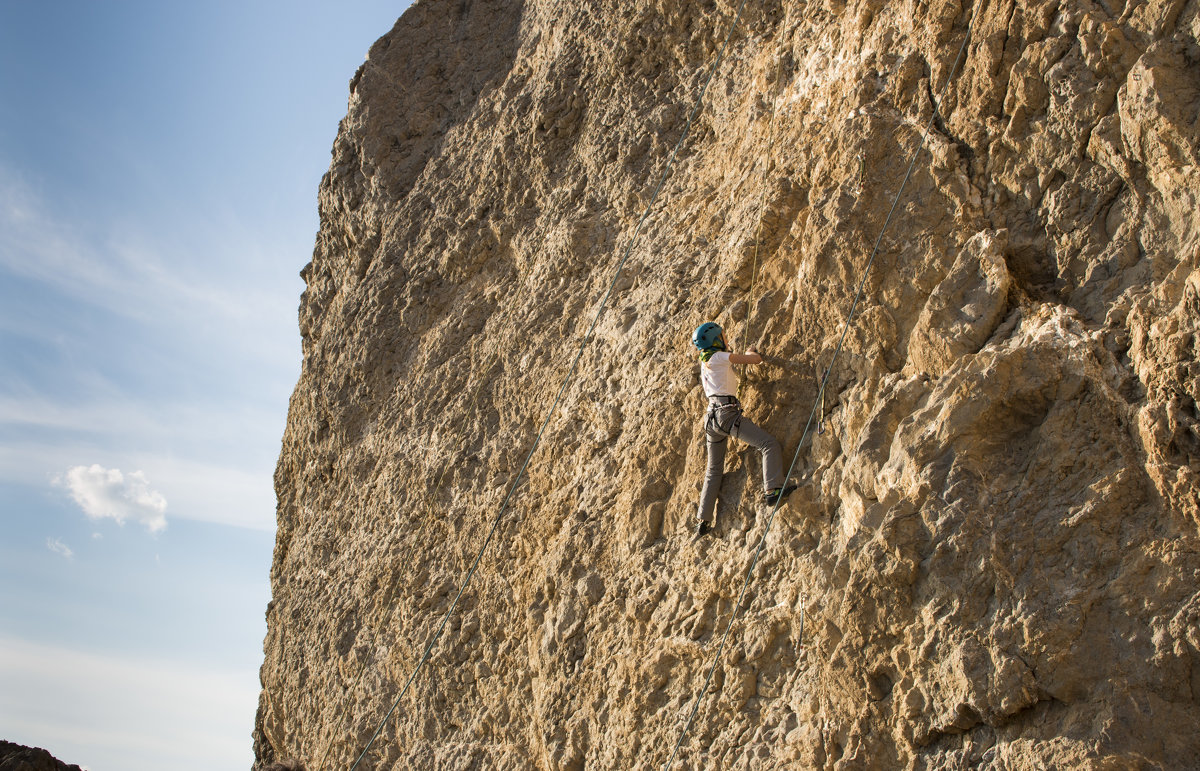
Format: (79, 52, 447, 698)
(729, 349, 762, 365)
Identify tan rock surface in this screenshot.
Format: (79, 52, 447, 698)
(255, 0, 1200, 768)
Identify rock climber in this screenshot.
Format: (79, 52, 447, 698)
(692, 321, 797, 538)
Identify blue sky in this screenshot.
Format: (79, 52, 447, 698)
(0, 2, 410, 769)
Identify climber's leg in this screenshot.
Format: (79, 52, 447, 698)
(730, 414, 782, 492)
(697, 416, 729, 524)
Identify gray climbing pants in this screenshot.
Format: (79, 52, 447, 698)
(697, 400, 783, 523)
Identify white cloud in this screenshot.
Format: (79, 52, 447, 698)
(57, 465, 168, 533)
(0, 165, 291, 537)
(2, 442, 275, 532)
(46, 538, 74, 559)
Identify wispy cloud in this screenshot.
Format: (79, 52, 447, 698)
(0, 163, 291, 536)
(0, 166, 296, 333)
(0, 635, 258, 771)
(138, 458, 275, 531)
(46, 538, 74, 559)
(0, 392, 285, 446)
(0, 173, 149, 322)
(56, 465, 168, 533)
(0, 394, 164, 437)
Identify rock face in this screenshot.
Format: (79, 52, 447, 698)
(0, 741, 83, 771)
(255, 0, 1200, 768)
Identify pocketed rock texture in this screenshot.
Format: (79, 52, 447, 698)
(255, 0, 1200, 768)
(0, 741, 84, 771)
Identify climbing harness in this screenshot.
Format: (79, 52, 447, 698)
(663, 3, 980, 767)
(348, 0, 756, 766)
(705, 396, 743, 441)
(708, 36, 787, 537)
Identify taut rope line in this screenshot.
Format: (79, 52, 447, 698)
(315, 347, 500, 770)
(349, 1, 754, 767)
(662, 5, 979, 767)
(742, 49, 784, 353)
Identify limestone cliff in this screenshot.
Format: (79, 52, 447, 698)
(255, 0, 1200, 768)
(0, 741, 84, 771)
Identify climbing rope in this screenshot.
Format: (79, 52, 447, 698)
(347, 1, 755, 767)
(741, 52, 784, 353)
(315, 348, 500, 770)
(663, 5, 979, 767)
(714, 37, 788, 547)
(818, 364, 826, 434)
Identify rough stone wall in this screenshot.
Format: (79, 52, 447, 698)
(255, 0, 1200, 768)
(0, 741, 84, 771)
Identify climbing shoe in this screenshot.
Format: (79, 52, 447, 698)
(763, 484, 799, 506)
(694, 519, 712, 538)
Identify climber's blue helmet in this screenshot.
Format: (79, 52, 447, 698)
(692, 322, 724, 351)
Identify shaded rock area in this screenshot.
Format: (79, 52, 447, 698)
(255, 0, 1200, 768)
(0, 741, 83, 771)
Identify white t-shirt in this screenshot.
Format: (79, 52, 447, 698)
(700, 351, 738, 397)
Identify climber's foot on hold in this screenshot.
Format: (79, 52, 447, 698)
(694, 519, 712, 539)
(763, 484, 799, 506)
